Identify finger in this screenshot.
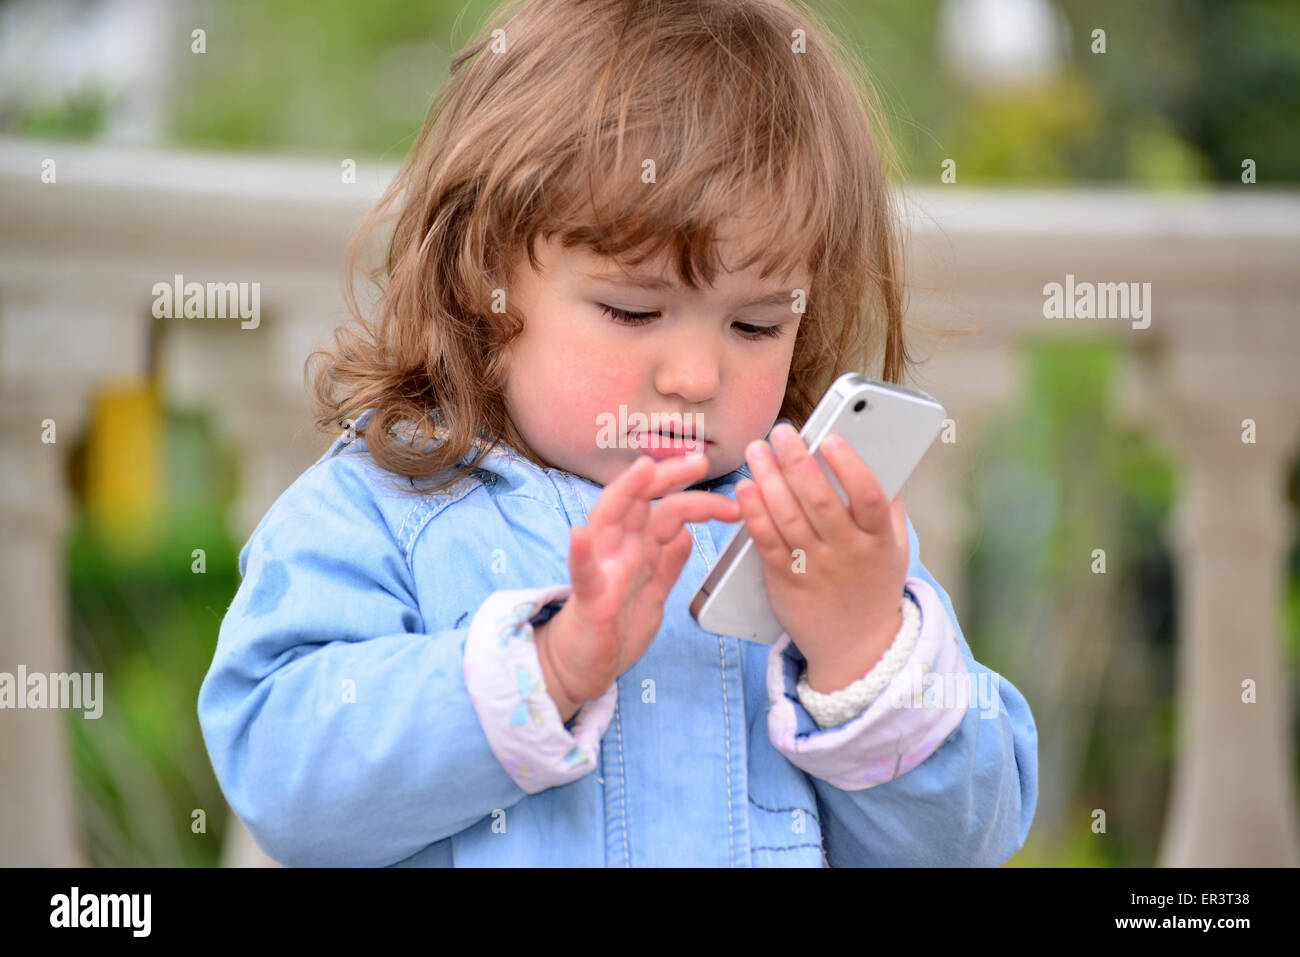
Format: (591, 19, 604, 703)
(644, 526, 694, 605)
(641, 453, 711, 501)
(890, 494, 909, 558)
(817, 433, 892, 536)
(608, 457, 721, 554)
(567, 524, 606, 603)
(587, 453, 707, 538)
(735, 477, 790, 561)
(769, 428, 855, 543)
(646, 491, 741, 541)
(744, 435, 820, 547)
(586, 454, 655, 533)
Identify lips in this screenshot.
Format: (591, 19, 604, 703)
(629, 430, 710, 451)
(657, 426, 699, 441)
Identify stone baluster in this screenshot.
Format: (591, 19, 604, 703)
(0, 393, 87, 865)
(1128, 348, 1300, 866)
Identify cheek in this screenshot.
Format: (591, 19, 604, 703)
(564, 357, 639, 444)
(520, 323, 640, 439)
(730, 353, 790, 425)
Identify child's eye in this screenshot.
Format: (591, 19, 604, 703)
(733, 322, 784, 341)
(599, 304, 657, 325)
(598, 304, 784, 341)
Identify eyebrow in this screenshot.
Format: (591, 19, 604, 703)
(581, 269, 800, 309)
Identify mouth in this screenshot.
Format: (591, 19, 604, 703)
(629, 430, 711, 453)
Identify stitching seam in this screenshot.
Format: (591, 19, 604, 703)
(746, 796, 822, 826)
(720, 635, 735, 866)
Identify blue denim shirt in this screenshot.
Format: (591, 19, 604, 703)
(197, 407, 1037, 866)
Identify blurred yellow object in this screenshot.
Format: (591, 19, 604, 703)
(85, 380, 163, 560)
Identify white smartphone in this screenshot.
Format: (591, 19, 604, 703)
(689, 373, 946, 643)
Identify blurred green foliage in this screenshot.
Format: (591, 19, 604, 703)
(13, 0, 1294, 183)
(165, 0, 1298, 184)
(14, 86, 113, 139)
(970, 339, 1177, 865)
(170, 0, 471, 162)
(65, 408, 238, 867)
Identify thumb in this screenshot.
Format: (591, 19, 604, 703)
(889, 495, 908, 557)
(568, 525, 604, 603)
(646, 526, 693, 600)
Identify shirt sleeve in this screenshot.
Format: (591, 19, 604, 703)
(764, 514, 1038, 866)
(196, 459, 609, 867)
(793, 588, 922, 729)
(463, 583, 616, 792)
(766, 577, 969, 789)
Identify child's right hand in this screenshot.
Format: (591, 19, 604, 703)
(534, 453, 741, 722)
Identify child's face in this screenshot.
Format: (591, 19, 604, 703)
(502, 230, 808, 489)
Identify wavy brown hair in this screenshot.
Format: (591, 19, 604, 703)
(309, 0, 925, 494)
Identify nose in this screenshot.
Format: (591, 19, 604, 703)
(654, 329, 720, 404)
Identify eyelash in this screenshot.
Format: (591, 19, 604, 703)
(598, 304, 784, 340)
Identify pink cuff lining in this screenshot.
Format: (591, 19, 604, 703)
(463, 584, 617, 793)
(765, 577, 970, 791)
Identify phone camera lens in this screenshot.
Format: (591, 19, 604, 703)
(853, 399, 867, 412)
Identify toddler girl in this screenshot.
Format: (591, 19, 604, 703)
(198, 0, 1037, 867)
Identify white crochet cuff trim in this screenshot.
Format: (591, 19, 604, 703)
(795, 590, 922, 730)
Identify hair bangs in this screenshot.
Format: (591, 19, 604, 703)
(535, 93, 830, 298)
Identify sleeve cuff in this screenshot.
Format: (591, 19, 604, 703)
(795, 589, 921, 729)
(765, 576, 970, 790)
(463, 584, 617, 793)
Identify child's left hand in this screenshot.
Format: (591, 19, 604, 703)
(737, 423, 909, 694)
